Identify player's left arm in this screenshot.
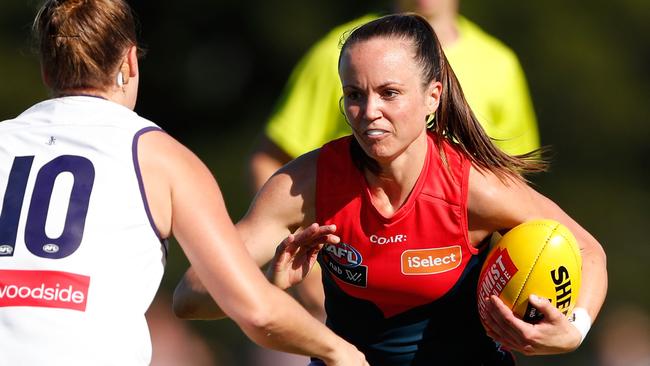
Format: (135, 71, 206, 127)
(467, 166, 607, 354)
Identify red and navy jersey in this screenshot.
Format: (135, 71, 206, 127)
(315, 133, 514, 366)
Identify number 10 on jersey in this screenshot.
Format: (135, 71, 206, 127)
(0, 155, 95, 259)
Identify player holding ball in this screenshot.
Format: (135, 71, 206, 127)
(174, 13, 607, 365)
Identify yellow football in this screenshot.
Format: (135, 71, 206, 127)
(477, 219, 582, 325)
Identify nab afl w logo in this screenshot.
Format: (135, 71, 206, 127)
(325, 242, 362, 267)
(322, 242, 368, 287)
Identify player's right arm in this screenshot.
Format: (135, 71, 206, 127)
(173, 149, 322, 319)
(139, 134, 366, 365)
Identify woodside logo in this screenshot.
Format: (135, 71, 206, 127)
(401, 246, 462, 275)
(0, 269, 90, 311)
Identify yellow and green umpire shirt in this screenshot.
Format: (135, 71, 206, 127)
(265, 14, 540, 157)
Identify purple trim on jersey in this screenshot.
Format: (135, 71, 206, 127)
(59, 94, 108, 100)
(132, 126, 168, 258)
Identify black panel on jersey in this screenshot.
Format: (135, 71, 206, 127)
(318, 249, 516, 366)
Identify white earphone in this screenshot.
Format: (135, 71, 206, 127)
(116, 72, 124, 87)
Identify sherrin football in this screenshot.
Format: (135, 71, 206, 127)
(477, 219, 582, 325)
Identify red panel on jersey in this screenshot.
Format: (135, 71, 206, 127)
(0, 269, 90, 311)
(316, 133, 474, 317)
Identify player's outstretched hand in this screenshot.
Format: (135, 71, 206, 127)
(483, 294, 582, 355)
(266, 223, 339, 290)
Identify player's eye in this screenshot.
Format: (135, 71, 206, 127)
(382, 89, 399, 99)
(344, 91, 362, 102)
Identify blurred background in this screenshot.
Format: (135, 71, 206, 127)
(1, 0, 649, 365)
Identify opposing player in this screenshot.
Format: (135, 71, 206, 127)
(0, 1, 367, 365)
(175, 14, 607, 365)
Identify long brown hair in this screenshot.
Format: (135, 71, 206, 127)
(339, 13, 547, 180)
(33, 0, 142, 94)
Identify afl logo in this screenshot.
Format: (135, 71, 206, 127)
(42, 244, 60, 253)
(0, 245, 14, 255)
(324, 242, 362, 267)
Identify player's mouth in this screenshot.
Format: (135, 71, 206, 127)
(365, 129, 389, 139)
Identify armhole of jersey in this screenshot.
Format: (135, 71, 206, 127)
(131, 126, 168, 257)
(459, 156, 477, 255)
(315, 146, 327, 223)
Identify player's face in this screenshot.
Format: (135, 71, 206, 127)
(339, 37, 439, 164)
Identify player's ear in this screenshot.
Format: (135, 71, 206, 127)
(426, 80, 442, 114)
(122, 45, 139, 85)
(127, 46, 139, 77)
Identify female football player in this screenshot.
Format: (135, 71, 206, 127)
(174, 13, 607, 365)
(0, 1, 367, 365)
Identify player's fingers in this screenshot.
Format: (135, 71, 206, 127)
(294, 242, 322, 264)
(308, 223, 336, 235)
(293, 223, 319, 241)
(308, 224, 337, 243)
(323, 233, 340, 244)
(528, 294, 562, 322)
(492, 295, 529, 330)
(492, 296, 546, 352)
(276, 234, 301, 257)
(282, 233, 296, 247)
(299, 246, 322, 274)
(292, 224, 336, 246)
(483, 300, 510, 339)
(485, 296, 526, 348)
(296, 234, 339, 256)
(308, 243, 324, 263)
(484, 314, 515, 345)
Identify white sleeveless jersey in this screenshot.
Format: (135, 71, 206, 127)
(0, 96, 166, 365)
